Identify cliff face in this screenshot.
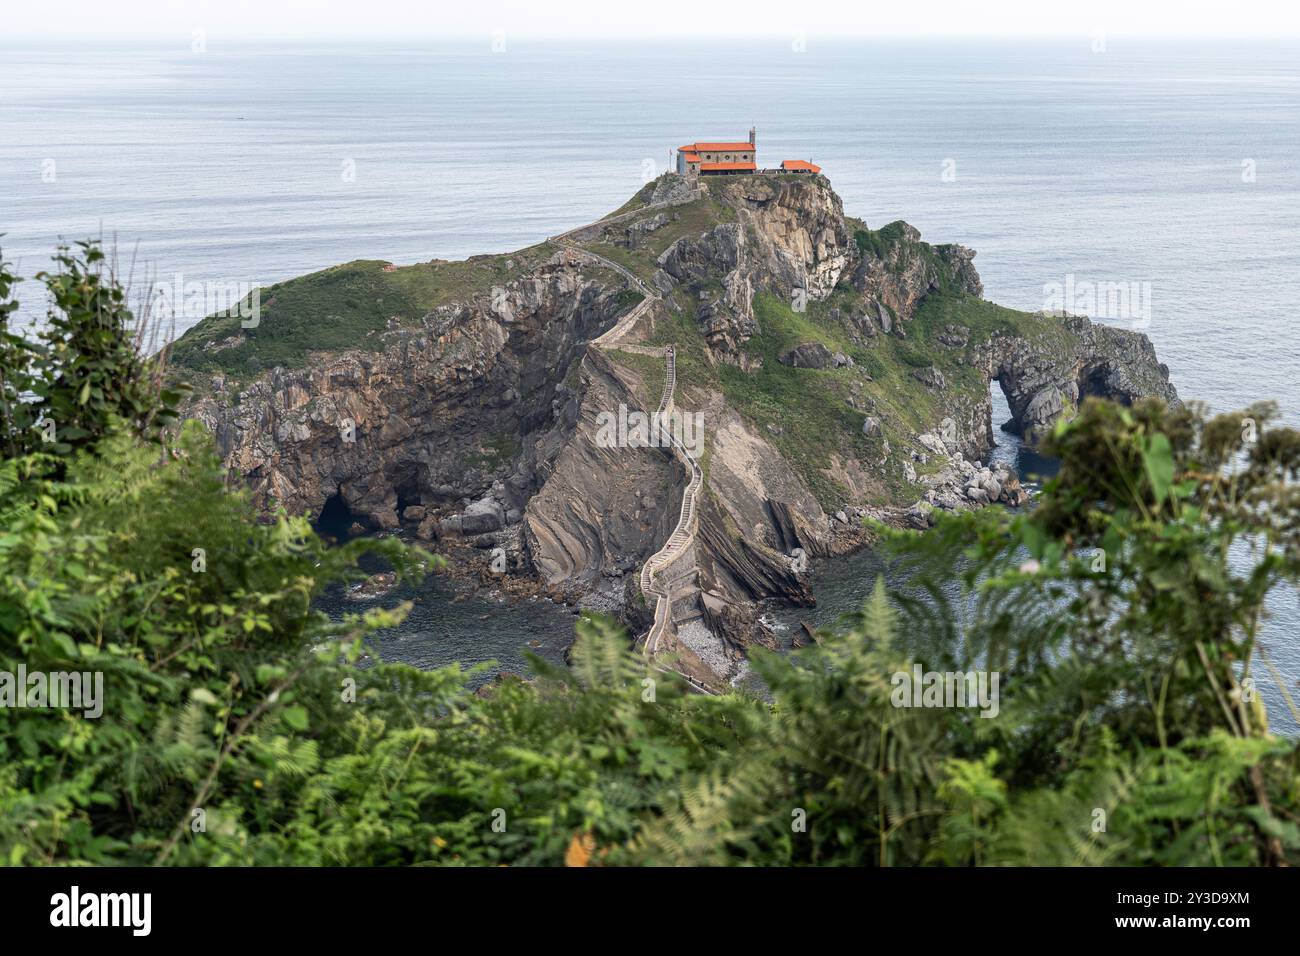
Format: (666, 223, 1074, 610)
(174, 172, 1178, 664)
(186, 250, 628, 529)
(655, 176, 864, 364)
(521, 346, 682, 598)
(852, 223, 981, 322)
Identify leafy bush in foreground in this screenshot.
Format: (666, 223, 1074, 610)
(1, 244, 1297, 866)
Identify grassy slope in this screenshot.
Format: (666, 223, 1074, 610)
(582, 196, 736, 287)
(171, 243, 557, 386)
(717, 294, 874, 507)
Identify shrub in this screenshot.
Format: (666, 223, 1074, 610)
(0, 241, 182, 461)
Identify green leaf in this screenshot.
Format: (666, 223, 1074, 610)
(281, 705, 309, 731)
(1020, 520, 1047, 559)
(49, 632, 79, 659)
(1143, 432, 1174, 503)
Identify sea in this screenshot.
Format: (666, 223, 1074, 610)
(2, 37, 1298, 730)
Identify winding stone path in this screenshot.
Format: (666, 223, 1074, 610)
(548, 205, 715, 694)
(636, 346, 704, 658)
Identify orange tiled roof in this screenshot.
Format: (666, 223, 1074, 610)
(781, 159, 821, 173)
(680, 142, 754, 153)
(681, 152, 700, 162)
(699, 161, 757, 172)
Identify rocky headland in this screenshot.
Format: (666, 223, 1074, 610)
(173, 172, 1178, 688)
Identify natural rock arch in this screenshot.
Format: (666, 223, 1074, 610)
(984, 315, 1178, 446)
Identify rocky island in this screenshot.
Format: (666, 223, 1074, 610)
(172, 172, 1177, 690)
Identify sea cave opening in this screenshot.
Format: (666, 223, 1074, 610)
(315, 492, 360, 542)
(988, 378, 1058, 491)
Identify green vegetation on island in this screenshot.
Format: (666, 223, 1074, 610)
(170, 243, 562, 385)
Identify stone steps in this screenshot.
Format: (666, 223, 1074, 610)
(562, 201, 713, 694)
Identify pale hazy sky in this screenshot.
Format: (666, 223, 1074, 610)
(4, 0, 1300, 41)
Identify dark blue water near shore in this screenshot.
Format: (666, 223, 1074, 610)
(765, 387, 1042, 645)
(313, 553, 576, 684)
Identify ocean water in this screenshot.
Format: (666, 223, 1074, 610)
(2, 38, 1298, 728)
(312, 558, 577, 685)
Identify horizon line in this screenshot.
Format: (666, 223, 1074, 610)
(5, 31, 1300, 43)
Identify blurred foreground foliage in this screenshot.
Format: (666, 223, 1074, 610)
(1, 245, 1298, 866)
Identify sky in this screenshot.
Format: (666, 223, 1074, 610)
(3, 0, 1300, 41)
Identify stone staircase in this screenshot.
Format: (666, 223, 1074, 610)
(636, 347, 705, 655)
(549, 207, 714, 693)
